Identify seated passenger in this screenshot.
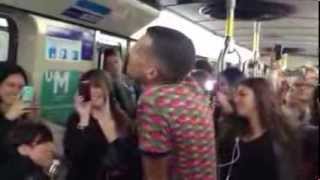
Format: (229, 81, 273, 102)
(63, 70, 141, 180)
(0, 122, 55, 180)
(103, 49, 140, 118)
(0, 63, 36, 164)
(127, 26, 216, 179)
(219, 78, 299, 180)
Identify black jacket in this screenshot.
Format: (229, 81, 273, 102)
(0, 114, 15, 164)
(64, 113, 142, 180)
(0, 150, 49, 180)
(112, 77, 141, 119)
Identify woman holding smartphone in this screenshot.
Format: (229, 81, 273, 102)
(64, 69, 141, 180)
(0, 63, 37, 164)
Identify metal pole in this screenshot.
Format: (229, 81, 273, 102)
(217, 0, 236, 73)
(251, 21, 261, 77)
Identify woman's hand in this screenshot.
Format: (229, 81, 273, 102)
(216, 92, 234, 115)
(26, 96, 40, 120)
(5, 97, 32, 121)
(74, 96, 91, 127)
(93, 96, 118, 143)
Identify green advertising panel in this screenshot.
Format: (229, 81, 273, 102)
(40, 70, 81, 125)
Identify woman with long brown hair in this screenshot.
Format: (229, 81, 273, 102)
(219, 78, 299, 180)
(63, 70, 141, 180)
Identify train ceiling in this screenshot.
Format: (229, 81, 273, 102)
(140, 0, 319, 57)
(0, 0, 159, 38)
(0, 0, 318, 57)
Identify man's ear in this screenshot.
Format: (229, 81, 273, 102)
(17, 144, 31, 156)
(145, 64, 159, 82)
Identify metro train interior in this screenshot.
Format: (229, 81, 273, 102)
(0, 0, 318, 180)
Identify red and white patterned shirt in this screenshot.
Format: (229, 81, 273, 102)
(137, 77, 216, 180)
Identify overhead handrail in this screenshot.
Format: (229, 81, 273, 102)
(217, 0, 242, 73)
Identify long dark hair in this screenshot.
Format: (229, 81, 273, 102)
(239, 78, 296, 148)
(0, 63, 28, 85)
(0, 63, 28, 104)
(80, 70, 134, 135)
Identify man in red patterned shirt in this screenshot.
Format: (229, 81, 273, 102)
(127, 26, 216, 180)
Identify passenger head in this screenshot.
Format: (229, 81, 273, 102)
(234, 78, 294, 144)
(218, 67, 245, 97)
(288, 69, 315, 107)
(302, 66, 318, 84)
(190, 69, 215, 91)
(80, 70, 113, 109)
(7, 122, 54, 168)
(79, 69, 131, 133)
(103, 49, 123, 78)
(127, 26, 195, 85)
(195, 59, 214, 74)
(0, 63, 28, 107)
(234, 78, 275, 122)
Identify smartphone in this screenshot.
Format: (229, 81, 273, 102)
(79, 81, 91, 102)
(21, 86, 34, 105)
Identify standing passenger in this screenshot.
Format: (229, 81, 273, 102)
(214, 67, 245, 120)
(0, 63, 36, 164)
(127, 26, 216, 180)
(219, 78, 299, 180)
(195, 59, 215, 75)
(103, 49, 139, 118)
(214, 68, 246, 142)
(284, 70, 316, 126)
(63, 70, 141, 180)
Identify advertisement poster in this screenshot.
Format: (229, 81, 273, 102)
(40, 70, 81, 125)
(62, 0, 111, 24)
(45, 25, 94, 61)
(46, 36, 82, 61)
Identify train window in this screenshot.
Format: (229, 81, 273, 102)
(0, 17, 9, 62)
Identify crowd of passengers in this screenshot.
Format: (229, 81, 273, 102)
(0, 26, 318, 180)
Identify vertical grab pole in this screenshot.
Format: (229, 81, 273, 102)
(217, 0, 236, 73)
(251, 21, 261, 77)
(252, 21, 261, 61)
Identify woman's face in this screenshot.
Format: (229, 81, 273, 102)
(234, 85, 256, 118)
(0, 74, 26, 106)
(287, 77, 315, 107)
(90, 85, 108, 109)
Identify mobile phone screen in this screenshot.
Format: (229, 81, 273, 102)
(79, 81, 91, 102)
(21, 86, 34, 104)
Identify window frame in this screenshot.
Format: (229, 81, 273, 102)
(0, 15, 18, 64)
